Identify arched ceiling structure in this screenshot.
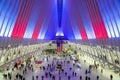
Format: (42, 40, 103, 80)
(0, 0, 120, 40)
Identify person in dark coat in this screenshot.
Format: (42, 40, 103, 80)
(85, 69, 87, 74)
(65, 72, 67, 76)
(49, 73, 52, 78)
(97, 75, 99, 80)
(85, 76, 88, 80)
(68, 75, 70, 80)
(110, 74, 113, 80)
(69, 67, 72, 70)
(75, 72, 77, 76)
(52, 75, 55, 80)
(16, 74, 19, 79)
(23, 77, 25, 80)
(42, 76, 44, 80)
(80, 76, 82, 80)
(32, 76, 34, 80)
(36, 75, 38, 80)
(8, 73, 12, 80)
(72, 71, 74, 76)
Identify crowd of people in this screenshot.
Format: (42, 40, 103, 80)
(2, 54, 115, 80)
(3, 58, 34, 80)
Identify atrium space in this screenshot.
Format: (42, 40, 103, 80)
(0, 0, 120, 80)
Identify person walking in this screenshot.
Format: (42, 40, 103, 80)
(49, 72, 52, 78)
(110, 74, 113, 80)
(85, 69, 87, 74)
(23, 77, 25, 80)
(97, 75, 99, 80)
(72, 71, 74, 76)
(85, 76, 88, 80)
(52, 75, 55, 80)
(75, 72, 77, 76)
(80, 76, 82, 80)
(68, 75, 70, 80)
(36, 75, 38, 80)
(32, 76, 34, 80)
(65, 72, 67, 76)
(42, 75, 44, 80)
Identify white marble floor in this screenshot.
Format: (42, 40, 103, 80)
(25, 55, 110, 80)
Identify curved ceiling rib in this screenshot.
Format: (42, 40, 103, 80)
(0, 0, 120, 40)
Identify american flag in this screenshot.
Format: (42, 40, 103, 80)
(57, 40, 63, 52)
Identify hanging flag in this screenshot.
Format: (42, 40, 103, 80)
(57, 40, 63, 52)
